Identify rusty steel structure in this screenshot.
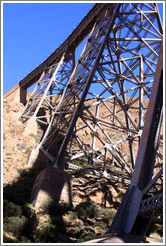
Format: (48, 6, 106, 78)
(20, 3, 163, 237)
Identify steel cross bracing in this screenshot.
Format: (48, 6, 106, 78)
(21, 3, 163, 235)
(139, 193, 163, 223)
(21, 50, 75, 125)
(31, 3, 162, 185)
(109, 39, 163, 235)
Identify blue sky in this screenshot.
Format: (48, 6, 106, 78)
(3, 2, 94, 94)
(2, 2, 163, 94)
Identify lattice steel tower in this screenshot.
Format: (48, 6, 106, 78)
(20, 3, 163, 237)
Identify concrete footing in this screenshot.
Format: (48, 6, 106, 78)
(4, 85, 27, 105)
(28, 148, 49, 169)
(30, 167, 72, 208)
(28, 149, 40, 167)
(24, 118, 38, 136)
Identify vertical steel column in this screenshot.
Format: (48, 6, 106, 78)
(109, 41, 163, 235)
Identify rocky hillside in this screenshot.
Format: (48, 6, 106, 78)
(3, 95, 163, 243)
(3, 99, 42, 186)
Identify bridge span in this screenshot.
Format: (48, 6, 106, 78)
(4, 3, 163, 242)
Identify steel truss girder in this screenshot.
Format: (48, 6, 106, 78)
(139, 193, 163, 215)
(66, 162, 131, 186)
(136, 193, 163, 224)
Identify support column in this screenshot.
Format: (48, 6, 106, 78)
(3, 85, 27, 105)
(109, 42, 163, 235)
(23, 118, 38, 136)
(30, 167, 72, 208)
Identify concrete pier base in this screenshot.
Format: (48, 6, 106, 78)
(28, 149, 40, 167)
(28, 148, 49, 169)
(30, 167, 72, 208)
(3, 85, 27, 105)
(24, 118, 38, 136)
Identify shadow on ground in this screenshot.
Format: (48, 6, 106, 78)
(3, 166, 73, 243)
(3, 160, 132, 243)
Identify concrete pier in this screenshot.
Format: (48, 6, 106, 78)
(30, 167, 72, 208)
(4, 85, 27, 105)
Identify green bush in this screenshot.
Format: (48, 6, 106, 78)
(19, 117, 24, 123)
(117, 191, 124, 201)
(67, 218, 84, 235)
(66, 211, 78, 220)
(34, 224, 59, 243)
(17, 143, 27, 150)
(18, 236, 32, 243)
(5, 152, 12, 156)
(3, 216, 28, 236)
(17, 168, 25, 175)
(150, 223, 163, 236)
(79, 229, 96, 242)
(21, 206, 38, 238)
(94, 220, 107, 234)
(100, 208, 116, 225)
(3, 200, 22, 218)
(75, 201, 99, 220)
(41, 199, 70, 216)
(3, 133, 6, 140)
(3, 200, 38, 242)
(75, 219, 84, 229)
(25, 147, 33, 155)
